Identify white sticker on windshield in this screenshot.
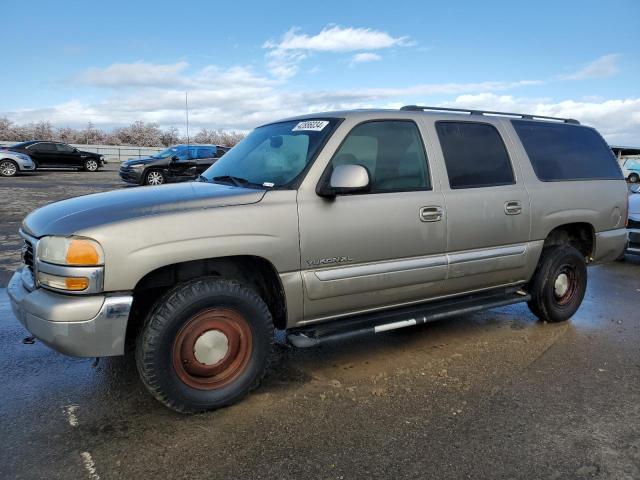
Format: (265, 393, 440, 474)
(292, 120, 329, 132)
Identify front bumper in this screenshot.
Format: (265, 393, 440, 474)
(8, 269, 132, 357)
(119, 165, 143, 183)
(628, 228, 640, 255)
(19, 161, 36, 171)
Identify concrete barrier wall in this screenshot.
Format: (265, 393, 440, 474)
(0, 141, 164, 163)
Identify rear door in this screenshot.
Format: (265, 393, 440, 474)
(297, 119, 448, 322)
(195, 146, 217, 173)
(29, 142, 58, 166)
(431, 120, 532, 293)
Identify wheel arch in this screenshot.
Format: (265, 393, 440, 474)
(541, 222, 596, 259)
(127, 255, 288, 343)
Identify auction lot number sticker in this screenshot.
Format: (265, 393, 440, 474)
(292, 120, 329, 131)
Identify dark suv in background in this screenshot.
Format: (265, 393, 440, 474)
(5, 141, 104, 171)
(119, 144, 229, 185)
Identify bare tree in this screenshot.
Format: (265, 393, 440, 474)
(160, 126, 180, 147)
(0, 119, 245, 147)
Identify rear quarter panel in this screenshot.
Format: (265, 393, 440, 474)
(503, 122, 628, 259)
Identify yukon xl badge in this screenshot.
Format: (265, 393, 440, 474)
(306, 256, 353, 267)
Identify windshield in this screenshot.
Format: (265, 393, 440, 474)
(201, 119, 338, 188)
(10, 142, 33, 148)
(624, 159, 640, 169)
(152, 146, 182, 159)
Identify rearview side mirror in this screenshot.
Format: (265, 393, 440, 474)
(318, 164, 371, 197)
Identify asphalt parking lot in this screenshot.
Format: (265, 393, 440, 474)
(1, 166, 639, 479)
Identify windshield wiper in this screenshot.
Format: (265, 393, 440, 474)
(211, 175, 267, 188)
(212, 175, 247, 187)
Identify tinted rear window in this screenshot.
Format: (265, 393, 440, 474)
(436, 121, 514, 189)
(512, 120, 622, 181)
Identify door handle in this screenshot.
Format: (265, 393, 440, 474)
(420, 206, 444, 222)
(504, 201, 523, 215)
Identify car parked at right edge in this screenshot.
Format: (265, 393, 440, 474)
(625, 184, 640, 256)
(119, 144, 229, 186)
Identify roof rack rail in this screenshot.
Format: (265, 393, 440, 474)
(400, 105, 580, 125)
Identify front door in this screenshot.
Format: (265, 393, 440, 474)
(297, 119, 447, 323)
(431, 120, 532, 293)
(55, 143, 81, 166)
(168, 147, 197, 179)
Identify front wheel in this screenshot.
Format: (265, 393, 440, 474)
(527, 245, 587, 322)
(629, 173, 640, 183)
(144, 169, 165, 186)
(0, 159, 18, 177)
(136, 278, 274, 413)
(83, 158, 99, 172)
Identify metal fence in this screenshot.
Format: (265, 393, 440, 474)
(0, 141, 164, 163)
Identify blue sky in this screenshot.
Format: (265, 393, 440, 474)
(1, 0, 639, 141)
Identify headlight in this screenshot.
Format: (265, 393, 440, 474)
(130, 163, 144, 169)
(37, 236, 104, 266)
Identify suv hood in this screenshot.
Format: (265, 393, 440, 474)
(124, 156, 156, 165)
(23, 182, 266, 237)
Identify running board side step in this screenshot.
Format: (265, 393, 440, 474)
(287, 289, 531, 348)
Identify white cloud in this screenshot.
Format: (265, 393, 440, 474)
(4, 76, 544, 131)
(264, 25, 409, 52)
(560, 54, 621, 80)
(442, 93, 640, 143)
(5, 53, 639, 144)
(264, 25, 410, 79)
(77, 61, 190, 87)
(350, 52, 382, 65)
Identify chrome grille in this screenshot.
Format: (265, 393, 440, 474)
(628, 218, 640, 230)
(22, 239, 34, 272)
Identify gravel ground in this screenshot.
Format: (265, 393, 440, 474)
(1, 166, 639, 479)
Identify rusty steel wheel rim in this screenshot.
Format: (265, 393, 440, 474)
(553, 265, 578, 306)
(172, 308, 253, 390)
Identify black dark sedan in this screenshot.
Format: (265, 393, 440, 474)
(5, 141, 104, 171)
(119, 144, 229, 186)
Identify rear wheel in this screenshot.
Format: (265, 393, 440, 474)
(527, 245, 587, 322)
(83, 158, 99, 172)
(136, 278, 274, 413)
(144, 169, 165, 186)
(629, 173, 640, 183)
(0, 159, 18, 177)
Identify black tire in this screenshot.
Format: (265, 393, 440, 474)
(136, 277, 274, 413)
(0, 159, 18, 177)
(629, 173, 640, 183)
(527, 245, 587, 322)
(83, 158, 100, 172)
(144, 169, 165, 186)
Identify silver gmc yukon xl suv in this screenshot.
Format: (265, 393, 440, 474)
(8, 106, 628, 413)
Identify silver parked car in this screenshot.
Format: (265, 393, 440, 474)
(626, 184, 640, 255)
(0, 149, 35, 177)
(8, 106, 628, 413)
